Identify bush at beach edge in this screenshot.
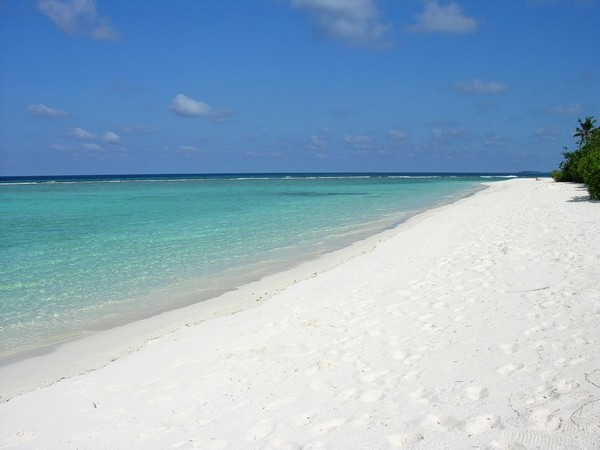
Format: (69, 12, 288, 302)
(553, 116, 600, 200)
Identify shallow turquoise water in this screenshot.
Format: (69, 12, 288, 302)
(0, 174, 499, 356)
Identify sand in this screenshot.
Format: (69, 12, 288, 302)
(1, 178, 599, 449)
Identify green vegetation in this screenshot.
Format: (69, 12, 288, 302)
(553, 116, 600, 200)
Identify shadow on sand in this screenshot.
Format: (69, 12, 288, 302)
(565, 184, 598, 203)
(568, 195, 591, 203)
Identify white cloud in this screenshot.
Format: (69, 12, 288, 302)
(546, 103, 582, 115)
(482, 134, 510, 148)
(37, 0, 94, 33)
(534, 127, 560, 141)
(102, 131, 121, 144)
(27, 104, 69, 118)
(291, 0, 390, 46)
(429, 126, 473, 145)
(308, 134, 327, 149)
(454, 78, 508, 94)
(169, 94, 233, 122)
(90, 24, 118, 41)
(64, 127, 95, 140)
(343, 134, 374, 149)
(387, 130, 408, 141)
(245, 150, 283, 158)
(406, 1, 477, 34)
(50, 143, 77, 151)
(80, 143, 103, 151)
(37, 0, 119, 41)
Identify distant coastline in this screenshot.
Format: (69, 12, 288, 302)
(0, 171, 550, 184)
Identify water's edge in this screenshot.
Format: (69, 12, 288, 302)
(0, 182, 493, 401)
(1, 177, 491, 360)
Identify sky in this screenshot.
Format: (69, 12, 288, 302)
(0, 0, 598, 176)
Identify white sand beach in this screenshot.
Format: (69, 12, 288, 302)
(1, 178, 599, 449)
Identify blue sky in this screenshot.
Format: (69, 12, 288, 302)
(0, 0, 598, 175)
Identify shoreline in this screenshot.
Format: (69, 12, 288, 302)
(0, 176, 486, 365)
(0, 181, 485, 400)
(1, 178, 599, 448)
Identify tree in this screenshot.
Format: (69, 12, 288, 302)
(578, 129, 600, 200)
(553, 116, 600, 200)
(573, 116, 597, 148)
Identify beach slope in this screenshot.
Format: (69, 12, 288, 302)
(1, 178, 599, 449)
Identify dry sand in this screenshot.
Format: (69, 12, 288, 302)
(1, 178, 599, 449)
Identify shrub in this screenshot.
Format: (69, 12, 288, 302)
(552, 170, 566, 182)
(579, 132, 600, 200)
(554, 117, 600, 200)
(555, 148, 586, 182)
(583, 159, 600, 200)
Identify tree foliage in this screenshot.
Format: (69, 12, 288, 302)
(553, 116, 600, 200)
(573, 116, 597, 148)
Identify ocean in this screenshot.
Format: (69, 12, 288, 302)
(0, 173, 521, 358)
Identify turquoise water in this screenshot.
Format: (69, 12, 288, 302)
(0, 174, 506, 357)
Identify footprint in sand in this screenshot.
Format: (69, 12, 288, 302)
(391, 350, 409, 361)
(422, 414, 461, 432)
(390, 348, 424, 365)
(387, 432, 424, 447)
(464, 414, 502, 435)
(15, 431, 36, 444)
(420, 323, 440, 332)
(410, 387, 438, 404)
(488, 439, 526, 449)
(554, 357, 585, 368)
(527, 385, 558, 405)
(568, 356, 586, 366)
(402, 370, 421, 382)
(312, 418, 346, 435)
(524, 326, 542, 336)
(499, 343, 519, 354)
(464, 385, 489, 401)
(530, 408, 562, 432)
(553, 379, 580, 393)
(497, 362, 524, 376)
(249, 418, 275, 440)
(305, 359, 336, 375)
(404, 353, 424, 366)
(541, 300, 555, 308)
(361, 370, 388, 383)
(317, 359, 335, 371)
(305, 319, 321, 328)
